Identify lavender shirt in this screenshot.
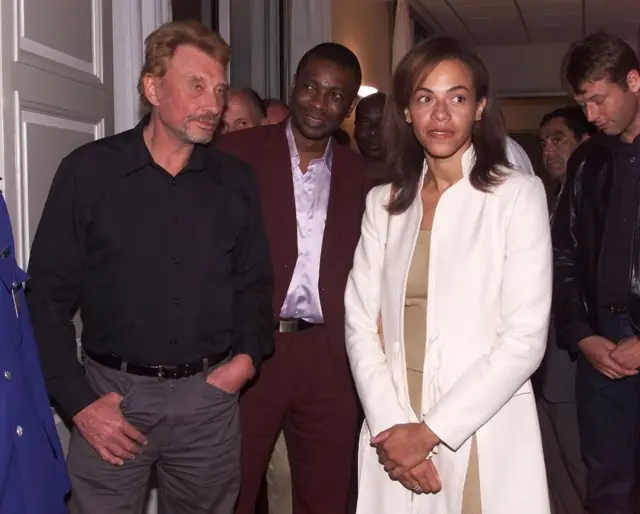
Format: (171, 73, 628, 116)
(279, 121, 332, 323)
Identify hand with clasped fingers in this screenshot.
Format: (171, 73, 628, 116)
(371, 422, 442, 494)
(578, 335, 639, 380)
(610, 336, 640, 374)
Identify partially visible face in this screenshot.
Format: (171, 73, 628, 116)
(405, 59, 485, 160)
(290, 57, 358, 141)
(266, 103, 290, 125)
(574, 72, 640, 138)
(539, 116, 582, 181)
(221, 91, 263, 134)
(354, 95, 386, 160)
(145, 44, 228, 145)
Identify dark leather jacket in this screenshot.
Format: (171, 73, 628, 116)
(552, 133, 640, 353)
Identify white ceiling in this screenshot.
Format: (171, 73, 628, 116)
(414, 0, 640, 46)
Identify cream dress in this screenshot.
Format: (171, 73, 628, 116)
(404, 230, 481, 513)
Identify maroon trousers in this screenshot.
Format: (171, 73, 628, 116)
(235, 325, 359, 514)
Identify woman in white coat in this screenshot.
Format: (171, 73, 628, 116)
(345, 37, 551, 513)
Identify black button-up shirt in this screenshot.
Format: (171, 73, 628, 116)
(600, 134, 640, 311)
(27, 119, 274, 418)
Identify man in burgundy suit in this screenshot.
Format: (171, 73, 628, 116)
(217, 43, 371, 514)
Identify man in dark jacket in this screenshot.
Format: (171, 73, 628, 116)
(553, 32, 640, 514)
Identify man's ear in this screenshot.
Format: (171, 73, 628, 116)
(627, 69, 640, 94)
(143, 74, 162, 108)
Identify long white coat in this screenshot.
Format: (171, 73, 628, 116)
(345, 147, 552, 514)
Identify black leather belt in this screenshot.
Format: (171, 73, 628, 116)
(85, 350, 229, 379)
(274, 318, 319, 333)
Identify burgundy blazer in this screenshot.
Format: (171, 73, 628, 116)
(216, 121, 372, 378)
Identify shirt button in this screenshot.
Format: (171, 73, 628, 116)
(171, 258, 179, 265)
(172, 178, 177, 185)
(631, 156, 637, 163)
(4, 370, 11, 380)
(172, 298, 180, 305)
(16, 426, 23, 437)
(170, 338, 178, 345)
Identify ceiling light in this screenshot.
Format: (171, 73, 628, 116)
(358, 85, 378, 98)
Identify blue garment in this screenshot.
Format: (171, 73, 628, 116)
(0, 192, 69, 513)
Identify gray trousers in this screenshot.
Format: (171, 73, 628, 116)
(537, 397, 587, 514)
(67, 357, 240, 514)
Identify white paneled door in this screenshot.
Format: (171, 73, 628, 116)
(0, 0, 113, 452)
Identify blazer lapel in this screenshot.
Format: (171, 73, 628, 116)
(262, 124, 298, 312)
(318, 145, 357, 306)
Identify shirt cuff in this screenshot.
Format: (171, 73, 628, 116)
(232, 333, 267, 373)
(49, 376, 99, 420)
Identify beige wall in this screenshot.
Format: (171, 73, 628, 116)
(332, 0, 393, 138)
(500, 96, 575, 133)
(479, 39, 636, 97)
(479, 43, 570, 97)
(332, 0, 393, 94)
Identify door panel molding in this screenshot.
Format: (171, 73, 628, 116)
(13, 93, 104, 264)
(14, 0, 105, 84)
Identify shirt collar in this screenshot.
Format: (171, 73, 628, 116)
(420, 145, 477, 186)
(285, 119, 333, 172)
(122, 115, 207, 176)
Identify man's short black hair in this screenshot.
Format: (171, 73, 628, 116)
(540, 106, 597, 140)
(295, 43, 362, 91)
(355, 92, 387, 123)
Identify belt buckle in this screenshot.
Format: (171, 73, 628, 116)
(279, 319, 298, 333)
(156, 366, 164, 378)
